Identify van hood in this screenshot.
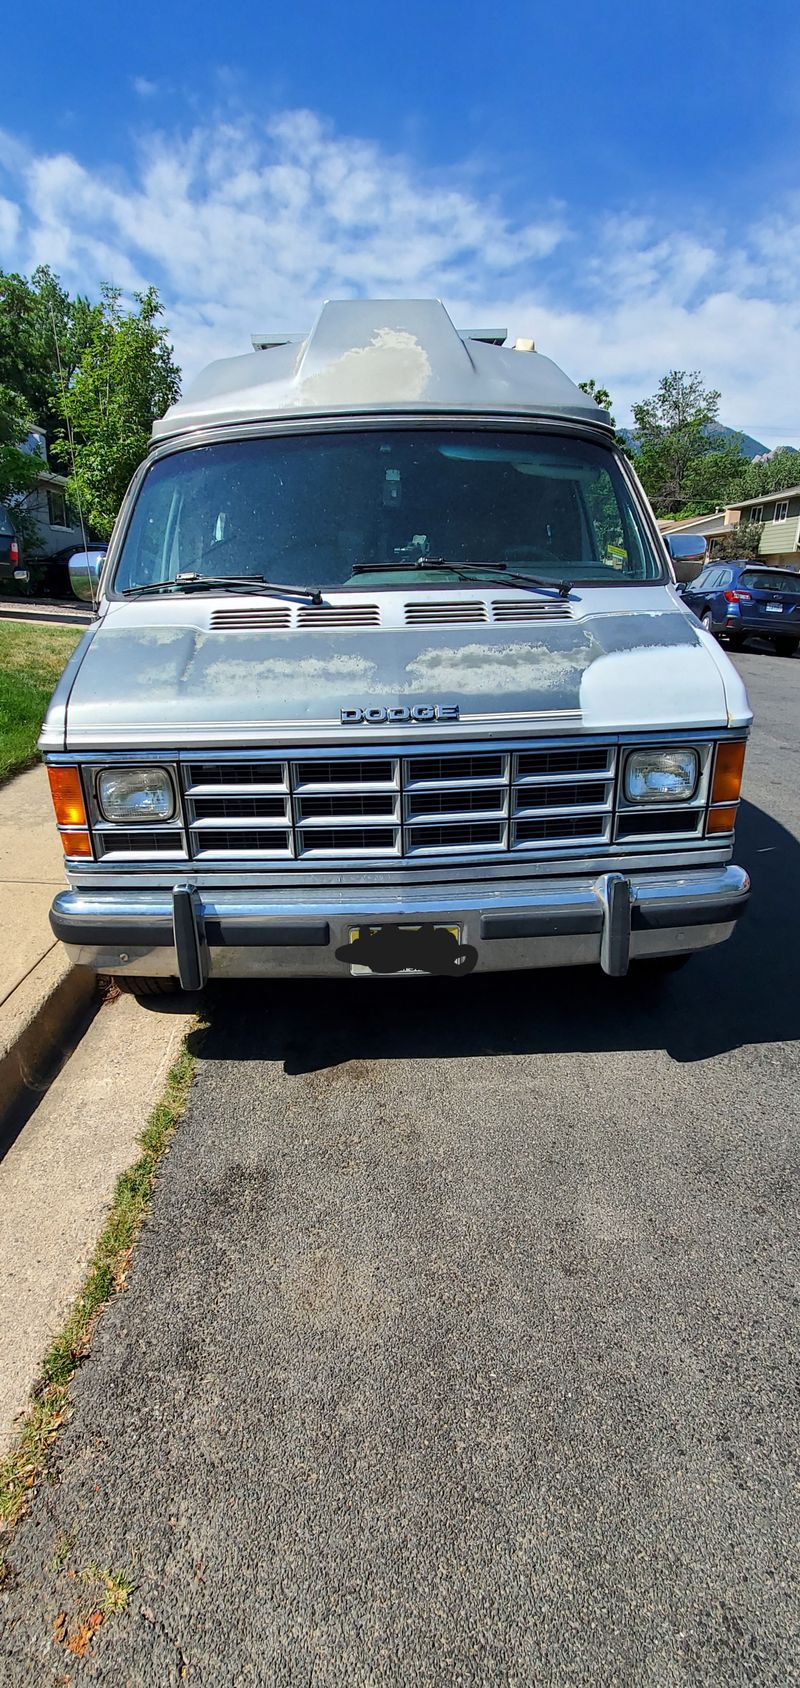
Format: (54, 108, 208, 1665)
(53, 588, 749, 750)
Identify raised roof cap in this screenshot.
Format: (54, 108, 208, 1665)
(153, 299, 611, 440)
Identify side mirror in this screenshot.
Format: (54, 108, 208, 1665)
(665, 532, 707, 585)
(69, 550, 106, 603)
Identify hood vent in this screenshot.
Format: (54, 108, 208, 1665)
(297, 603, 380, 627)
(209, 606, 292, 630)
(405, 599, 488, 626)
(493, 598, 572, 623)
(208, 596, 573, 632)
(405, 596, 572, 627)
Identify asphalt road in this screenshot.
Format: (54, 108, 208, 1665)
(2, 648, 799, 1686)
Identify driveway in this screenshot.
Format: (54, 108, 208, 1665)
(1, 650, 798, 1686)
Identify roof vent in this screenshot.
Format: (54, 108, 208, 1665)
(513, 337, 536, 353)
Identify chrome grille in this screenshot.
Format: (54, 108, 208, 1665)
(180, 742, 618, 859)
(95, 829, 185, 858)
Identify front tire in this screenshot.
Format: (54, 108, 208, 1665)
(114, 976, 182, 997)
(630, 954, 692, 975)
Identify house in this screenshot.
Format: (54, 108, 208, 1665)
(20, 428, 87, 557)
(662, 485, 800, 568)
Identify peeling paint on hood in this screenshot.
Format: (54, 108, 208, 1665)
(59, 596, 734, 748)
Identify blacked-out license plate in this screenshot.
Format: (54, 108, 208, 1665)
(348, 924, 464, 975)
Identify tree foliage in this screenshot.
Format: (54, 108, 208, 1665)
(578, 378, 630, 455)
(713, 521, 764, 561)
(740, 447, 799, 499)
(0, 267, 98, 448)
(55, 287, 181, 538)
(0, 387, 45, 553)
(632, 370, 723, 515)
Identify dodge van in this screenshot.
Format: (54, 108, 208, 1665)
(41, 299, 751, 992)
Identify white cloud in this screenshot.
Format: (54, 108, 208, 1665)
(132, 77, 158, 98)
(0, 109, 798, 447)
(0, 194, 20, 256)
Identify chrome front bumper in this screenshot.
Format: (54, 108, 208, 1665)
(51, 864, 749, 988)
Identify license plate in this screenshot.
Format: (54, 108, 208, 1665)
(765, 603, 783, 613)
(348, 923, 465, 976)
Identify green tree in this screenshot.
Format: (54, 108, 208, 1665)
(0, 386, 45, 554)
(56, 287, 181, 537)
(578, 378, 630, 455)
(675, 440, 752, 516)
(0, 267, 98, 446)
(739, 447, 799, 500)
(632, 370, 731, 515)
(713, 520, 763, 562)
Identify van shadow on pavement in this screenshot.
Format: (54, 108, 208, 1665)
(171, 798, 798, 1071)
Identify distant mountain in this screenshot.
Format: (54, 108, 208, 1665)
(619, 424, 795, 460)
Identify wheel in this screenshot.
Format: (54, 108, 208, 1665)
(773, 637, 799, 657)
(114, 976, 182, 996)
(701, 610, 716, 637)
(631, 954, 692, 975)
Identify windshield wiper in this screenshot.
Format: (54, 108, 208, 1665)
(351, 559, 573, 598)
(123, 573, 323, 604)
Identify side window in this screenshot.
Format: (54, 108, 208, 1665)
(715, 569, 733, 588)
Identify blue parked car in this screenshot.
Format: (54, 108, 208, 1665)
(681, 560, 800, 656)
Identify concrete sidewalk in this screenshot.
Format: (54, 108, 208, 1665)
(0, 766, 94, 1122)
(0, 992, 194, 1453)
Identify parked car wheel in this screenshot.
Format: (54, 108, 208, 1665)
(773, 637, 799, 658)
(701, 610, 715, 636)
(114, 976, 183, 997)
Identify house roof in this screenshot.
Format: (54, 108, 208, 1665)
(733, 485, 800, 510)
(661, 511, 730, 536)
(153, 298, 612, 441)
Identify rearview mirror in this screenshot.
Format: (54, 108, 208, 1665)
(665, 533, 707, 585)
(69, 550, 106, 603)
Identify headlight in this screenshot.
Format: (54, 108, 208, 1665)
(97, 766, 176, 824)
(624, 748, 699, 804)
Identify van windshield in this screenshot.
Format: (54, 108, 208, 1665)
(112, 429, 665, 595)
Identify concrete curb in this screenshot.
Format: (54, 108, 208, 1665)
(0, 949, 97, 1130)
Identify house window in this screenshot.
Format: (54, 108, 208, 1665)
(774, 501, 789, 522)
(749, 505, 764, 524)
(47, 489, 69, 528)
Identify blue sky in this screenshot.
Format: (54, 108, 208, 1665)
(2, 0, 799, 444)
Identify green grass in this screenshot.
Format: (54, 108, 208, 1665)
(0, 623, 83, 785)
(0, 1036, 200, 1529)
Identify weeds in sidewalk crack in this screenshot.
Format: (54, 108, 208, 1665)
(0, 1028, 204, 1531)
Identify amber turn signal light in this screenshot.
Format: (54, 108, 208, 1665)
(707, 806, 738, 835)
(59, 829, 93, 858)
(711, 740, 746, 805)
(47, 765, 87, 829)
